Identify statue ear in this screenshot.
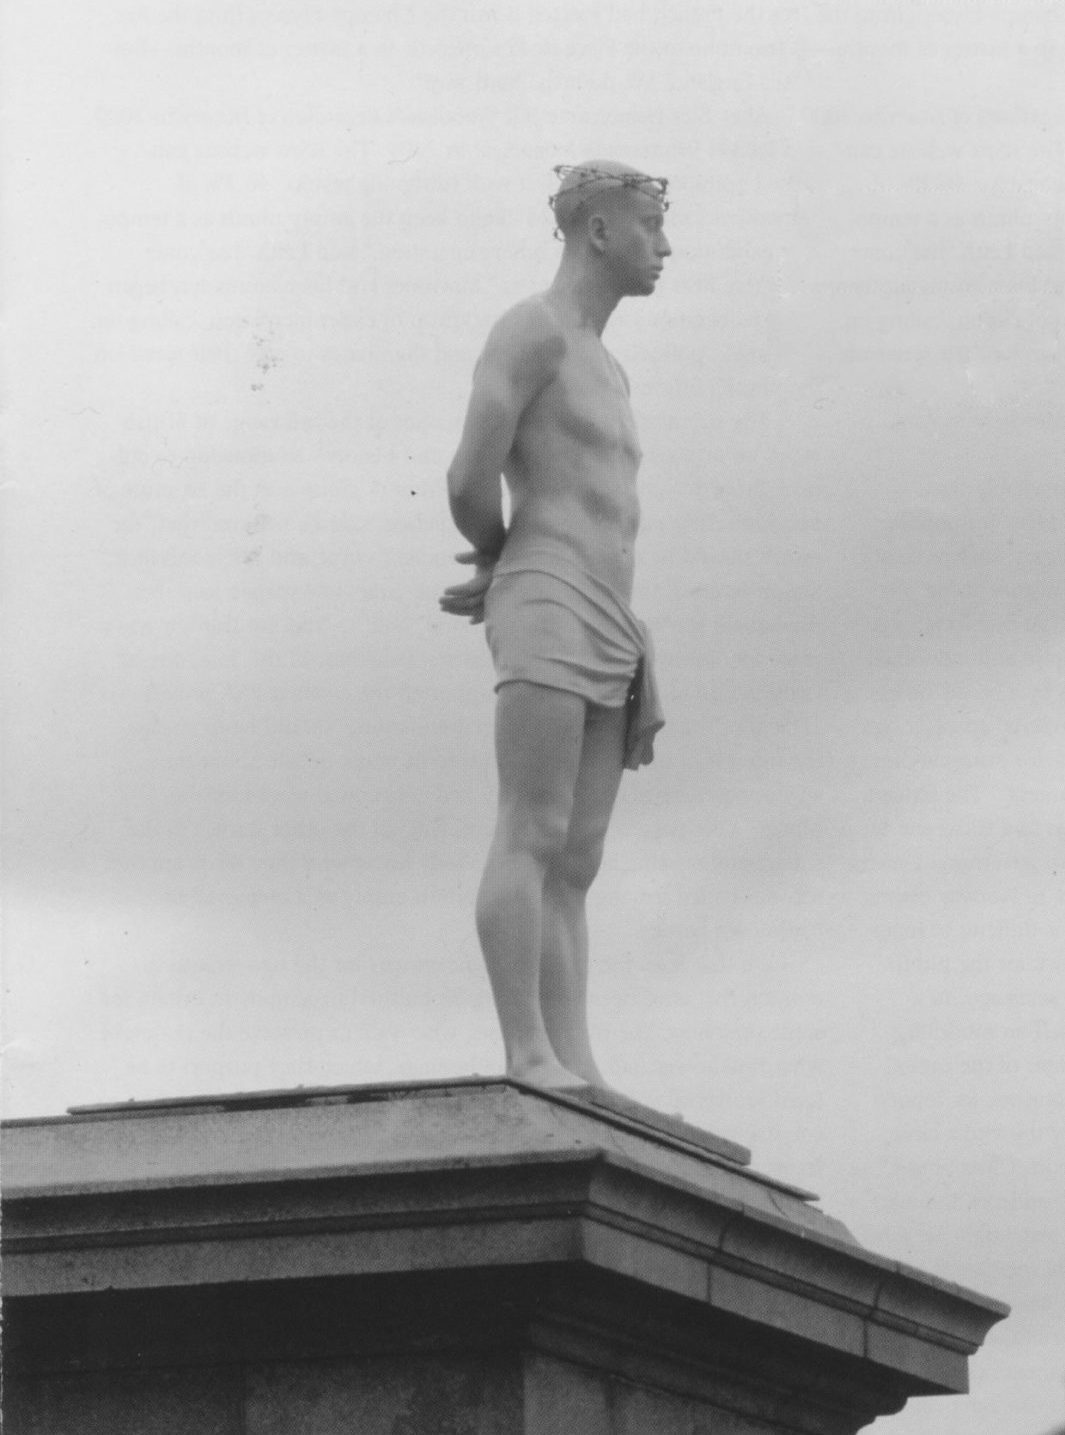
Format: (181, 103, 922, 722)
(588, 213, 609, 251)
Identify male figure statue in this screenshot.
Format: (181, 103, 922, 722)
(440, 161, 672, 1090)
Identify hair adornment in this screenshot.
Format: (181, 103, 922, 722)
(548, 164, 670, 240)
(549, 163, 669, 210)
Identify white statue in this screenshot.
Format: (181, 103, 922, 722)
(441, 162, 671, 1089)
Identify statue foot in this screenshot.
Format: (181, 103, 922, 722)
(508, 1055, 589, 1091)
(549, 1052, 616, 1092)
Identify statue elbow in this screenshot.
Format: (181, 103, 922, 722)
(448, 475, 471, 523)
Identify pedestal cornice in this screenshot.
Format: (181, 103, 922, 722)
(2, 1077, 1008, 1434)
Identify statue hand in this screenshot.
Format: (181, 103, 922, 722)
(439, 549, 497, 625)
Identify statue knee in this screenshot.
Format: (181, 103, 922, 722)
(503, 800, 571, 869)
(556, 832, 607, 892)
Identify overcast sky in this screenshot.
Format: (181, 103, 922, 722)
(3, 3, 1063, 1432)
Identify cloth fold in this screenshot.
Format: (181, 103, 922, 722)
(624, 621, 665, 771)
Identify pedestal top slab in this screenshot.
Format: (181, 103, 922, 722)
(4, 1076, 835, 1236)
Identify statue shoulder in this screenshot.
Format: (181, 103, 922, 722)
(481, 296, 567, 387)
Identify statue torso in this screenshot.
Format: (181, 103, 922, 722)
(500, 306, 641, 602)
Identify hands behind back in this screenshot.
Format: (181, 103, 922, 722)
(439, 549, 498, 625)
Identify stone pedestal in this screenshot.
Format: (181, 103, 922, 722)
(2, 1078, 1006, 1434)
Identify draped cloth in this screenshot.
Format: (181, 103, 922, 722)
(484, 550, 665, 771)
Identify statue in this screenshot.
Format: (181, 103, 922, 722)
(440, 161, 671, 1090)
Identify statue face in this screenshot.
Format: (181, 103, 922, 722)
(598, 189, 672, 296)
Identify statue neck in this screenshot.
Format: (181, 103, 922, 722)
(546, 250, 622, 337)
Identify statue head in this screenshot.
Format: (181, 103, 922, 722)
(549, 160, 672, 296)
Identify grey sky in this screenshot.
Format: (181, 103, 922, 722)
(4, 3, 1064, 1432)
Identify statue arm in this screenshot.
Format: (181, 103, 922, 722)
(440, 303, 564, 624)
(446, 301, 565, 559)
